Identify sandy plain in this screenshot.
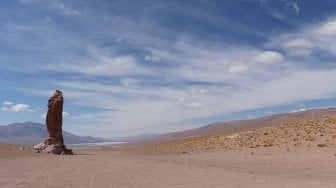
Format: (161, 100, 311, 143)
(2, 114, 336, 188)
(1, 143, 336, 188)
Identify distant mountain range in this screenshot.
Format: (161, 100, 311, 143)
(0, 122, 108, 146)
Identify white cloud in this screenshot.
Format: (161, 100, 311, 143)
(1, 107, 9, 111)
(144, 55, 160, 61)
(292, 3, 300, 13)
(314, 20, 336, 37)
(281, 38, 314, 56)
(270, 12, 285, 21)
(63, 111, 70, 117)
(120, 78, 138, 87)
(190, 88, 207, 95)
(185, 102, 204, 109)
(177, 88, 207, 110)
(269, 17, 336, 56)
(9, 104, 30, 112)
(253, 51, 284, 64)
(51, 47, 147, 76)
(143, 39, 287, 84)
(54, 3, 82, 16)
(228, 63, 249, 73)
(1, 102, 31, 112)
(282, 38, 313, 49)
(45, 16, 52, 22)
(3, 101, 13, 106)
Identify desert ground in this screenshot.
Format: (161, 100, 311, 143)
(2, 114, 336, 187)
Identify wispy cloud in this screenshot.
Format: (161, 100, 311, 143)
(53, 3, 82, 16)
(18, 0, 82, 16)
(314, 20, 336, 37)
(252, 51, 284, 64)
(268, 17, 336, 61)
(3, 101, 13, 106)
(292, 3, 300, 13)
(17, 15, 336, 135)
(50, 47, 147, 76)
(1, 1, 336, 136)
(282, 38, 314, 55)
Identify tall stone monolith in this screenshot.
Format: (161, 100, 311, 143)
(33, 90, 72, 155)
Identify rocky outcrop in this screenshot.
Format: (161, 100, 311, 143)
(33, 90, 72, 155)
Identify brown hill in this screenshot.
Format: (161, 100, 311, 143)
(148, 108, 336, 143)
(134, 108, 336, 153)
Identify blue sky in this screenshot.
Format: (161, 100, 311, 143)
(1, 0, 336, 137)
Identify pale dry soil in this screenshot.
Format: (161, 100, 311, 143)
(1, 145, 336, 188)
(2, 116, 336, 188)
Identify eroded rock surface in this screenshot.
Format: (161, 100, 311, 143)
(33, 90, 72, 155)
